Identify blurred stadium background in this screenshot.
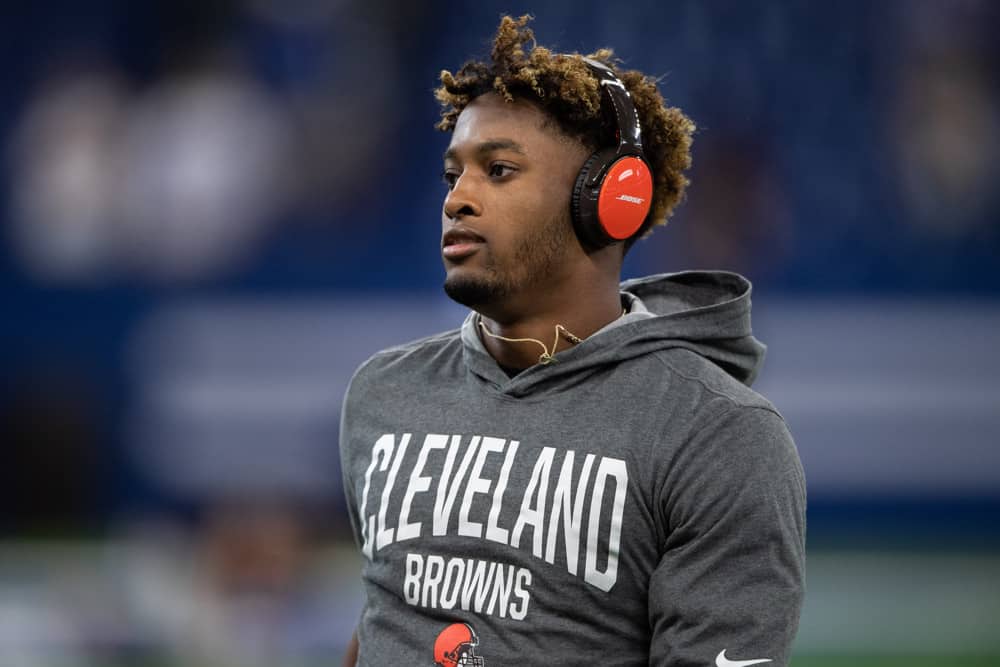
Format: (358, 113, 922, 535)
(1, 1, 998, 665)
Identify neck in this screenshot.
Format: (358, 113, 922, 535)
(476, 283, 623, 370)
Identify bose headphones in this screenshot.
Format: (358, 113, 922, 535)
(570, 58, 654, 250)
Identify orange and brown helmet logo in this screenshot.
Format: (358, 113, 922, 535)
(433, 622, 486, 667)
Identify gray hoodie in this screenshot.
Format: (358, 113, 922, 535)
(340, 271, 806, 667)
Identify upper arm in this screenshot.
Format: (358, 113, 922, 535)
(648, 407, 806, 666)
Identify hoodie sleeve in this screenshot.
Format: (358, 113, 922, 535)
(648, 405, 806, 667)
(339, 358, 376, 553)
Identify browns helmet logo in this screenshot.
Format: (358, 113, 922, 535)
(433, 622, 486, 667)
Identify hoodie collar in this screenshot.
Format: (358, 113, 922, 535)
(461, 271, 766, 397)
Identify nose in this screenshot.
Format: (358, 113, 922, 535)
(443, 173, 483, 220)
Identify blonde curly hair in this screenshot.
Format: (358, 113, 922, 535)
(435, 15, 695, 246)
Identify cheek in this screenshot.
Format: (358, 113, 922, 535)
(513, 198, 576, 260)
(518, 186, 572, 228)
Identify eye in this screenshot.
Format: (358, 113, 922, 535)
(488, 163, 516, 179)
(441, 169, 459, 190)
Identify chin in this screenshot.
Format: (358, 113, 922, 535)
(443, 272, 507, 309)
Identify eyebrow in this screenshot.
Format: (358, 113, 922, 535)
(443, 139, 527, 162)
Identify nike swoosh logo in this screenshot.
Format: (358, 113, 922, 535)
(716, 649, 772, 667)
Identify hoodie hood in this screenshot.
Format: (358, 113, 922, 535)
(460, 271, 766, 398)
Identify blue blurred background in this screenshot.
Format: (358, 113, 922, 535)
(1, 1, 998, 665)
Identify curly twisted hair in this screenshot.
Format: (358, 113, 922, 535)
(435, 15, 695, 248)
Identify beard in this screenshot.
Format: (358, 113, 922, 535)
(443, 213, 573, 310)
(443, 271, 507, 308)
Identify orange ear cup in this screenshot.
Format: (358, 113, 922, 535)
(571, 149, 654, 249)
(596, 156, 653, 240)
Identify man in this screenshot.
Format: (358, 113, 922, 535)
(340, 15, 805, 667)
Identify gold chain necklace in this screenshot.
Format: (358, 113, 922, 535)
(476, 309, 626, 365)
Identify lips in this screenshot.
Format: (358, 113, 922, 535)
(442, 228, 486, 260)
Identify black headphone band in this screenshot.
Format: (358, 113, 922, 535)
(578, 57, 646, 185)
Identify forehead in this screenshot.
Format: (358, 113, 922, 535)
(447, 93, 573, 156)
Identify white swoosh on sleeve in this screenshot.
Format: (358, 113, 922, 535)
(715, 649, 772, 667)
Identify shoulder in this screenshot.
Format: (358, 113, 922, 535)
(642, 347, 799, 481)
(654, 373, 804, 534)
(649, 346, 782, 416)
(346, 327, 464, 393)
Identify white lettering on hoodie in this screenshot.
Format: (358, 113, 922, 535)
(359, 432, 628, 592)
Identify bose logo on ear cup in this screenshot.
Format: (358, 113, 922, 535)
(569, 58, 654, 250)
(617, 195, 645, 204)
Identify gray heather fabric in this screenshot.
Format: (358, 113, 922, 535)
(339, 271, 806, 667)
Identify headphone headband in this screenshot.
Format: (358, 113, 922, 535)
(579, 57, 645, 159)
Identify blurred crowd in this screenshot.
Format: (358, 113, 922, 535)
(3, 0, 421, 286)
(2, 1, 997, 292)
